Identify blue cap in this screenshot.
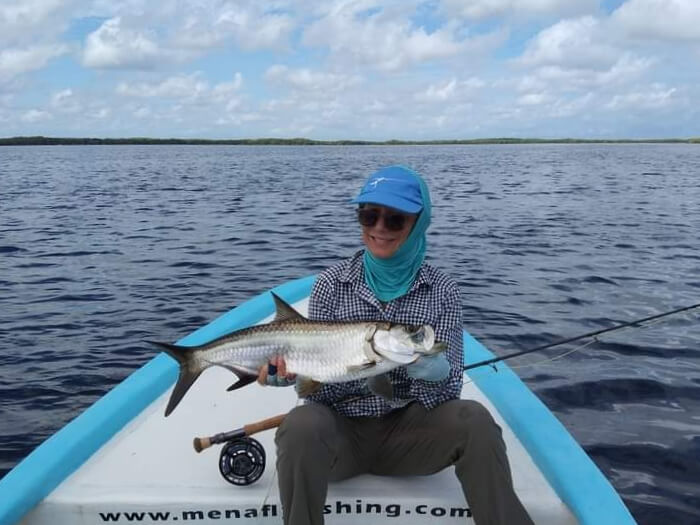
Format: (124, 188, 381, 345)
(351, 166, 423, 214)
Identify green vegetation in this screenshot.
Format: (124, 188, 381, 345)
(0, 136, 697, 146)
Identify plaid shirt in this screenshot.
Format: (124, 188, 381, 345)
(306, 250, 464, 417)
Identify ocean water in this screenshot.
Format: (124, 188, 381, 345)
(1, 144, 699, 524)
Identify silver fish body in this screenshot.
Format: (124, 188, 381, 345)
(152, 293, 445, 416)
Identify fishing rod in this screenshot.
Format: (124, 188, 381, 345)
(463, 302, 700, 372)
(193, 413, 285, 453)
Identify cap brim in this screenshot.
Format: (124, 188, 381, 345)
(351, 194, 423, 214)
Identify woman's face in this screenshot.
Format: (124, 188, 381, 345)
(359, 205, 418, 259)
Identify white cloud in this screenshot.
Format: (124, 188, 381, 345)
(116, 73, 243, 105)
(93, 1, 297, 53)
(440, 0, 598, 20)
(21, 109, 52, 122)
(606, 85, 677, 110)
(83, 17, 165, 69)
(518, 53, 653, 94)
(519, 16, 618, 69)
(51, 88, 73, 106)
(546, 92, 595, 118)
(302, 2, 466, 71)
(91, 107, 111, 119)
(117, 74, 208, 98)
(213, 6, 294, 51)
(133, 106, 151, 118)
(517, 91, 552, 106)
(516, 16, 655, 96)
(81, 3, 295, 70)
(265, 65, 360, 92)
(0, 0, 74, 45)
(0, 45, 67, 83)
(414, 77, 485, 102)
(212, 73, 243, 99)
(611, 0, 700, 41)
(50, 88, 82, 113)
(2, 0, 698, 139)
(418, 78, 457, 101)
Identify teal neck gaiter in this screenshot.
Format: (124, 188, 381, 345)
(363, 173, 431, 302)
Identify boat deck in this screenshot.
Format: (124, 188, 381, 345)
(21, 370, 575, 525)
(21, 300, 575, 525)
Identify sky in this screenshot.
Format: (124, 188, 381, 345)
(1, 0, 699, 140)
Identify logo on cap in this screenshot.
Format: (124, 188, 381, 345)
(369, 177, 403, 188)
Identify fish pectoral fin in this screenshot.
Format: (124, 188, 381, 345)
(225, 366, 258, 392)
(347, 362, 376, 373)
(367, 374, 394, 400)
(270, 292, 308, 323)
(296, 377, 323, 397)
(226, 376, 257, 392)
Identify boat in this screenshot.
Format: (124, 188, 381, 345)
(0, 275, 637, 524)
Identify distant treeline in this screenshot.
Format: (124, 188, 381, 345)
(1, 136, 699, 146)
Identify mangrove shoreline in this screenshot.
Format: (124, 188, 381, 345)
(1, 136, 698, 146)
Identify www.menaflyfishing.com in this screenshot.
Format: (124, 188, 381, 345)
(97, 500, 473, 523)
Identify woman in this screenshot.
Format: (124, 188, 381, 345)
(259, 166, 533, 525)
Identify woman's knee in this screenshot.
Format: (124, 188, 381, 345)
(275, 403, 337, 450)
(440, 400, 503, 441)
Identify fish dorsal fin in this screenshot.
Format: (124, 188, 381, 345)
(271, 292, 307, 323)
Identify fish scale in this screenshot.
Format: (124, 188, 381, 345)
(200, 322, 374, 381)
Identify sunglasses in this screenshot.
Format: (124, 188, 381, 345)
(356, 208, 412, 231)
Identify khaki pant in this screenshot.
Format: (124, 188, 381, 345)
(275, 400, 534, 525)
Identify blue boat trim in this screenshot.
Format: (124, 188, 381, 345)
(0, 276, 315, 525)
(0, 273, 635, 525)
(464, 333, 636, 524)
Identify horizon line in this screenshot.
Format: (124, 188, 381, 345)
(1, 135, 699, 146)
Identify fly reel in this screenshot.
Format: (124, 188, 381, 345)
(218, 436, 266, 486)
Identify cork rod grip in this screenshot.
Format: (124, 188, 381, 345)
(242, 414, 286, 436)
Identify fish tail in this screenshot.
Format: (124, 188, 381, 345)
(148, 341, 205, 417)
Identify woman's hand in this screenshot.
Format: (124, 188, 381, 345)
(406, 353, 450, 382)
(257, 356, 297, 387)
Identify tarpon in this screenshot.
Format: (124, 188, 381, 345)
(151, 293, 446, 416)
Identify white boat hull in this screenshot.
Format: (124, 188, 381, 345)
(1, 276, 636, 525)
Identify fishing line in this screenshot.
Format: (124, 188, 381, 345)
(260, 465, 278, 511)
(506, 308, 696, 371)
(463, 302, 700, 372)
(259, 398, 301, 512)
(507, 337, 599, 371)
